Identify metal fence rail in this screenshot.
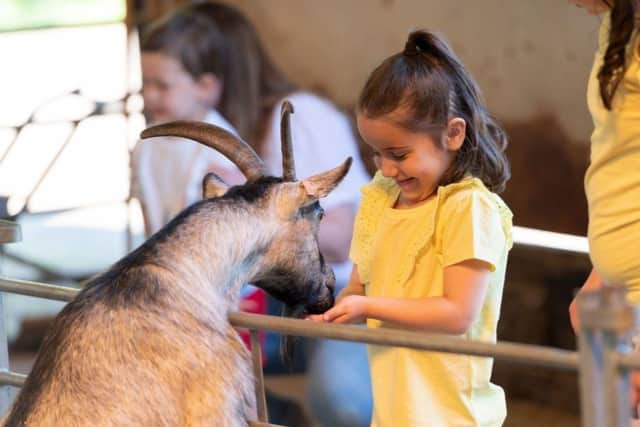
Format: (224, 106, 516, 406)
(1, 224, 640, 426)
(0, 220, 21, 416)
(0, 277, 580, 371)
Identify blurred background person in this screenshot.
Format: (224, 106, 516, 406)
(133, 2, 372, 426)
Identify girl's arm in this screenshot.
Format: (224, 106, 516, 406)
(322, 259, 491, 335)
(568, 268, 604, 333)
(336, 266, 366, 302)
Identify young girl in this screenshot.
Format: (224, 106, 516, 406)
(131, 8, 244, 238)
(566, 0, 640, 410)
(309, 30, 513, 426)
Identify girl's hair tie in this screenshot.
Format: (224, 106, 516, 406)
(403, 31, 438, 59)
(403, 40, 422, 56)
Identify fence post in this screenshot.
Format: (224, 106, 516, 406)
(578, 285, 638, 427)
(0, 220, 22, 415)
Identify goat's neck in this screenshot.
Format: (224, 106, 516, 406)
(155, 204, 276, 310)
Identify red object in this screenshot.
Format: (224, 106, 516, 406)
(237, 288, 267, 364)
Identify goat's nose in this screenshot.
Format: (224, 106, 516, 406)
(325, 268, 336, 294)
(327, 278, 335, 293)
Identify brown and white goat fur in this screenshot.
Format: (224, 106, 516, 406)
(3, 102, 350, 426)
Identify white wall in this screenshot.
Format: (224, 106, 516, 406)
(227, 0, 602, 143)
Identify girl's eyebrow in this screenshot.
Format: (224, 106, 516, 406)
(381, 145, 410, 152)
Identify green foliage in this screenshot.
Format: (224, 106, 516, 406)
(0, 0, 126, 32)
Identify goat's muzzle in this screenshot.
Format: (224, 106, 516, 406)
(304, 267, 335, 315)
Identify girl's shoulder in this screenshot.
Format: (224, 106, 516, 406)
(205, 109, 239, 136)
(267, 91, 354, 144)
(437, 177, 514, 249)
(438, 176, 512, 217)
(275, 91, 354, 132)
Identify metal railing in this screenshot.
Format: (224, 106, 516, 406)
(1, 221, 638, 426)
(0, 220, 22, 416)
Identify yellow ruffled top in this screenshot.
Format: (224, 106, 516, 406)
(351, 172, 513, 289)
(350, 172, 513, 427)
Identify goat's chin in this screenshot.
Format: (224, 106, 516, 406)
(303, 294, 334, 315)
(279, 304, 306, 368)
(278, 292, 333, 368)
(303, 281, 335, 315)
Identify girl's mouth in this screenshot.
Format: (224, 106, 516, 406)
(397, 177, 415, 188)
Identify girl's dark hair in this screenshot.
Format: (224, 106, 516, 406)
(598, 0, 638, 109)
(141, 2, 295, 153)
(357, 30, 510, 193)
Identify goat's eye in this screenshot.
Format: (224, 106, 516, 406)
(317, 207, 325, 220)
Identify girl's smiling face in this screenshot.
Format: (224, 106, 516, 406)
(357, 113, 460, 208)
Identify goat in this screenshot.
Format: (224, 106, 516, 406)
(3, 101, 351, 426)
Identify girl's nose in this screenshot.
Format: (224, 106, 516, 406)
(377, 157, 397, 178)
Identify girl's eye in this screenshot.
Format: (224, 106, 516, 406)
(390, 152, 407, 161)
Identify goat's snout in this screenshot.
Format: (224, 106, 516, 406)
(304, 267, 335, 315)
(312, 285, 335, 314)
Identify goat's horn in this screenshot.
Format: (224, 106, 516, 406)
(280, 100, 296, 181)
(140, 121, 267, 181)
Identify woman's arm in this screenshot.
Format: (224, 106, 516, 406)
(569, 268, 604, 332)
(322, 259, 491, 335)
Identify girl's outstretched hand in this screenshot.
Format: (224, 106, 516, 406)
(321, 295, 368, 324)
(305, 314, 326, 322)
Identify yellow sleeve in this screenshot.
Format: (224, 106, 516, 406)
(440, 190, 509, 271)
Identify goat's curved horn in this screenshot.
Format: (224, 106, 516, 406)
(140, 121, 267, 181)
(280, 100, 296, 181)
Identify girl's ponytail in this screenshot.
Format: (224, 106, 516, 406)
(407, 31, 510, 193)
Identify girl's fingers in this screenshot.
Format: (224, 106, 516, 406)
(323, 306, 342, 322)
(332, 314, 352, 324)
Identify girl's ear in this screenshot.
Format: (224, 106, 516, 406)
(197, 73, 223, 108)
(445, 118, 466, 151)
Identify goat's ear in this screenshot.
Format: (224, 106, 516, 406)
(276, 158, 352, 217)
(202, 173, 229, 199)
(300, 157, 352, 200)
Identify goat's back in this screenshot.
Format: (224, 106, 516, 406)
(3, 274, 254, 426)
